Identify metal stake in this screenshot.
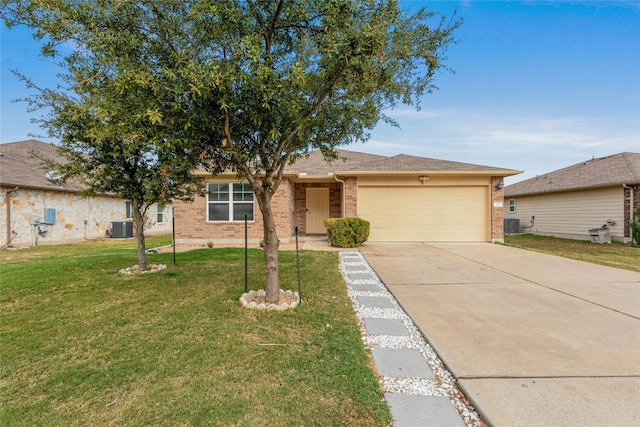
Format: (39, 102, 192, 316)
(295, 226, 301, 303)
(244, 214, 248, 293)
(172, 207, 176, 266)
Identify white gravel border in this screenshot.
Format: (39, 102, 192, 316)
(340, 252, 482, 427)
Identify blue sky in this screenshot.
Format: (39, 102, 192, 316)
(1, 1, 639, 184)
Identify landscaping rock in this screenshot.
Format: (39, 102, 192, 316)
(119, 264, 167, 275)
(240, 289, 300, 311)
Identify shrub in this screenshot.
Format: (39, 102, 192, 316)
(631, 206, 640, 246)
(324, 218, 370, 248)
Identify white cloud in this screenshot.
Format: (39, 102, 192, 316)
(385, 107, 456, 120)
(366, 107, 639, 184)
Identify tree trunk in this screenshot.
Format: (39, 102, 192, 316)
(132, 198, 147, 271)
(260, 191, 280, 302)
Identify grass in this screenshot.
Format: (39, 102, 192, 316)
(504, 234, 640, 273)
(0, 235, 391, 426)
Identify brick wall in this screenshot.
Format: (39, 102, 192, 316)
(329, 184, 342, 218)
(273, 178, 295, 239)
(344, 177, 358, 217)
(174, 178, 295, 242)
(491, 176, 505, 242)
(635, 185, 640, 244)
(294, 183, 306, 234)
(623, 184, 640, 241)
(293, 182, 342, 234)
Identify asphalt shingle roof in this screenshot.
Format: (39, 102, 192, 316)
(504, 152, 640, 197)
(0, 140, 82, 192)
(341, 154, 511, 172)
(284, 149, 387, 175)
(5, 141, 519, 184)
(286, 149, 519, 175)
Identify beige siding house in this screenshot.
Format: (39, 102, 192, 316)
(173, 149, 521, 244)
(504, 152, 640, 243)
(0, 140, 172, 248)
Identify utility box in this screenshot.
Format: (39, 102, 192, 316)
(30, 214, 41, 225)
(111, 221, 134, 238)
(504, 218, 520, 234)
(44, 208, 56, 224)
(589, 226, 611, 244)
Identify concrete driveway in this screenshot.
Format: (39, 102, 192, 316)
(360, 243, 640, 427)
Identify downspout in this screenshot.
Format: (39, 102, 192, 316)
(4, 186, 18, 249)
(333, 174, 346, 218)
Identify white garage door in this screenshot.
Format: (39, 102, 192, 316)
(358, 186, 488, 242)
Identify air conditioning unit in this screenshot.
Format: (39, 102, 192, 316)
(504, 218, 520, 234)
(111, 221, 134, 238)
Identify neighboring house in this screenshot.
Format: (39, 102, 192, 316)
(173, 149, 521, 244)
(0, 140, 172, 248)
(504, 152, 640, 243)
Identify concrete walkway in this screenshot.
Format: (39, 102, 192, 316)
(359, 243, 640, 427)
(338, 252, 477, 426)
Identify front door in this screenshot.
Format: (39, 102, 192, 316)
(306, 188, 330, 234)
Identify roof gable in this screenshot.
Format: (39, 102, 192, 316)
(505, 152, 640, 197)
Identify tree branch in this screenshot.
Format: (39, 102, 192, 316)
(264, 0, 285, 55)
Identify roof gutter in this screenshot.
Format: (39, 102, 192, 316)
(193, 169, 302, 178)
(334, 170, 523, 177)
(194, 169, 524, 178)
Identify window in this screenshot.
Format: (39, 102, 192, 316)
(125, 201, 132, 219)
(207, 183, 254, 222)
(157, 204, 164, 223)
(508, 199, 516, 213)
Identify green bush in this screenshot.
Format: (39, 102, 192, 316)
(631, 206, 640, 246)
(324, 217, 370, 248)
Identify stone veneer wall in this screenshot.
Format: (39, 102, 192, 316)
(0, 187, 171, 248)
(173, 178, 295, 243)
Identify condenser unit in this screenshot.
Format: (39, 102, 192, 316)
(111, 221, 134, 238)
(504, 218, 520, 234)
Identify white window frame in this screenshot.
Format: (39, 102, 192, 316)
(508, 198, 516, 213)
(207, 182, 255, 222)
(125, 201, 133, 219)
(157, 204, 164, 223)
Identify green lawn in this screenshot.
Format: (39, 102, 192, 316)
(504, 234, 640, 273)
(0, 236, 391, 426)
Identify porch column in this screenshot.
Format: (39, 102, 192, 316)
(344, 177, 357, 217)
(491, 176, 505, 242)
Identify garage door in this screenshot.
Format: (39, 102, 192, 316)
(358, 186, 488, 242)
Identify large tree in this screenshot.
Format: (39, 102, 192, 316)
(3, 1, 207, 270)
(2, 0, 459, 299)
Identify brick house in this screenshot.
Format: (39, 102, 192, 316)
(504, 152, 640, 243)
(174, 149, 521, 244)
